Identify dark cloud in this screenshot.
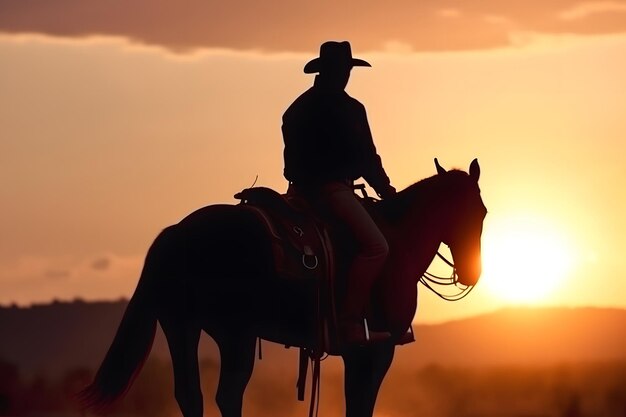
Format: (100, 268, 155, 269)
(0, 0, 625, 53)
(91, 257, 111, 271)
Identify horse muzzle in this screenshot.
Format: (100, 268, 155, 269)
(456, 261, 481, 287)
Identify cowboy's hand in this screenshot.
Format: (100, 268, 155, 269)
(377, 185, 397, 199)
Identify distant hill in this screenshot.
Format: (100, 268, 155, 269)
(395, 306, 626, 369)
(1, 300, 624, 378)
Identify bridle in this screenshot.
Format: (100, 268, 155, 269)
(352, 183, 476, 301)
(420, 250, 475, 301)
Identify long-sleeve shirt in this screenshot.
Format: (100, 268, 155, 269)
(281, 79, 391, 195)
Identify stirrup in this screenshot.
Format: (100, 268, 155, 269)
(396, 325, 415, 345)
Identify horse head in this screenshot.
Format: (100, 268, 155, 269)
(434, 158, 487, 287)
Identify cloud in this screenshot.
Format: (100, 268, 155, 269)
(44, 269, 72, 279)
(0, 254, 143, 305)
(558, 1, 626, 20)
(437, 8, 462, 18)
(91, 257, 111, 271)
(0, 0, 625, 53)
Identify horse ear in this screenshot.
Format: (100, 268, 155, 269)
(469, 158, 480, 181)
(434, 158, 446, 175)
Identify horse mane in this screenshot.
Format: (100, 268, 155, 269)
(376, 169, 471, 222)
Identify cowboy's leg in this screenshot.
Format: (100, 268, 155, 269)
(320, 183, 389, 322)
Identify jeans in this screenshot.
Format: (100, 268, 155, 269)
(313, 181, 390, 321)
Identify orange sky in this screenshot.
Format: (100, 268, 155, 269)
(1, 2, 626, 323)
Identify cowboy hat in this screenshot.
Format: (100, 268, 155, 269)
(303, 41, 371, 74)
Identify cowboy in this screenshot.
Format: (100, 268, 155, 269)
(281, 41, 396, 345)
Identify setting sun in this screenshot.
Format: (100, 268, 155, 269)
(481, 215, 575, 304)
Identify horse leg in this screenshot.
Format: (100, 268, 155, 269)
(342, 344, 395, 417)
(213, 332, 257, 417)
(161, 322, 203, 417)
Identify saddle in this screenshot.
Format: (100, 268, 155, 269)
(234, 186, 334, 285)
(234, 186, 339, 348)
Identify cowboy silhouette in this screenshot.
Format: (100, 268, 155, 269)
(282, 41, 397, 345)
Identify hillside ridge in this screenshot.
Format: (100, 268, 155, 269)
(1, 300, 624, 377)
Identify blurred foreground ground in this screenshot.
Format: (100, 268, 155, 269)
(1, 301, 624, 417)
(1, 358, 624, 417)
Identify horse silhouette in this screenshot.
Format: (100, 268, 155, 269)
(80, 158, 486, 417)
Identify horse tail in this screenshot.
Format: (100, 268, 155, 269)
(79, 227, 175, 410)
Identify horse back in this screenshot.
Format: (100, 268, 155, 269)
(171, 202, 325, 348)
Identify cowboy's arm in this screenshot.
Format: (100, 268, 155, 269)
(358, 105, 396, 198)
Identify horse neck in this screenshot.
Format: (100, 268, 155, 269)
(377, 181, 448, 282)
(367, 185, 448, 328)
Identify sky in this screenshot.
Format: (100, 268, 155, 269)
(1, 0, 626, 323)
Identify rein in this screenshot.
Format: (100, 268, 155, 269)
(420, 251, 475, 301)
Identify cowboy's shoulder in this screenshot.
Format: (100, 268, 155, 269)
(283, 88, 316, 119)
(344, 94, 367, 116)
(342, 92, 365, 109)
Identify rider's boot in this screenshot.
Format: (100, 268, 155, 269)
(396, 326, 415, 345)
(340, 317, 391, 345)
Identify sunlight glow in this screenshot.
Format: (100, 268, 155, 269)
(481, 215, 575, 304)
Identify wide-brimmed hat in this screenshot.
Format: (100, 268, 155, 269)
(303, 41, 371, 74)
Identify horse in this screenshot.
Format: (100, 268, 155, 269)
(80, 158, 487, 417)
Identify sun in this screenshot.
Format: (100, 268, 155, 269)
(480, 215, 575, 304)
